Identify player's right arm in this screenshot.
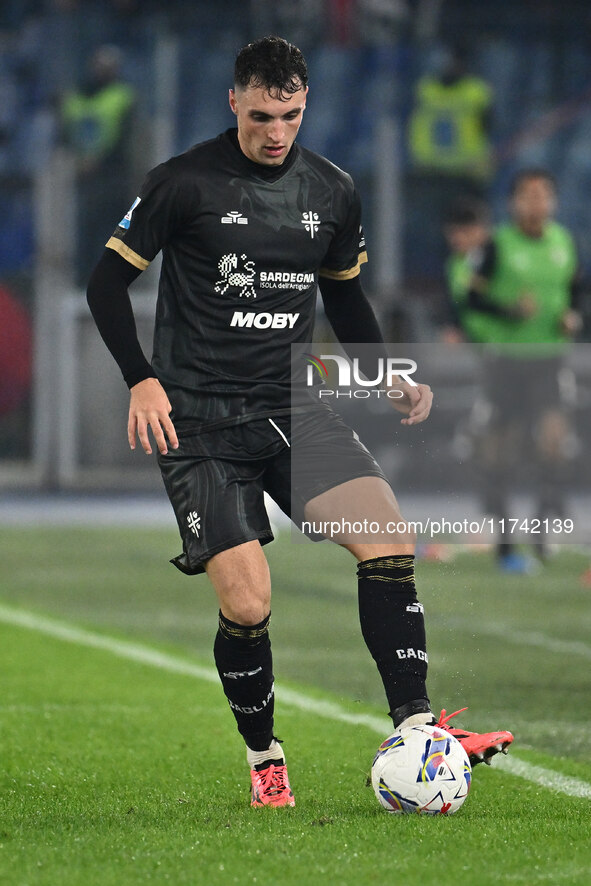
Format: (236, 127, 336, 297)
(87, 161, 188, 455)
(87, 249, 178, 455)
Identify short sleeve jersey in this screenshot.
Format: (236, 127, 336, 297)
(107, 128, 367, 430)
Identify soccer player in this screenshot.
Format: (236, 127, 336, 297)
(87, 37, 513, 808)
(455, 169, 582, 571)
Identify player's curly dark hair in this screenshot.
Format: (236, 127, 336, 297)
(234, 36, 308, 97)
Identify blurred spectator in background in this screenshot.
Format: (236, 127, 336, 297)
(358, 0, 409, 46)
(439, 196, 491, 343)
(452, 168, 584, 573)
(60, 44, 136, 286)
(408, 44, 493, 185)
(0, 283, 32, 418)
(326, 0, 357, 44)
(404, 44, 493, 280)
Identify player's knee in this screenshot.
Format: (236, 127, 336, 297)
(222, 601, 270, 627)
(218, 583, 271, 626)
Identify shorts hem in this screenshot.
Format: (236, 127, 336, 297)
(300, 467, 388, 508)
(170, 530, 275, 576)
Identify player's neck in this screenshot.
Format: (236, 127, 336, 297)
(227, 128, 297, 178)
(517, 220, 547, 239)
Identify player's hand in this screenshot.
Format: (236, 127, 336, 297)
(388, 380, 433, 426)
(560, 309, 582, 337)
(440, 325, 465, 344)
(128, 377, 179, 455)
(515, 292, 537, 319)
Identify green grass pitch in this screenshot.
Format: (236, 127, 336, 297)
(0, 527, 590, 885)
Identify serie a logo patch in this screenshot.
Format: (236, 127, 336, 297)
(118, 196, 141, 230)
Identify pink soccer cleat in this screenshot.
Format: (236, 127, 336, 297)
(436, 707, 514, 766)
(250, 760, 295, 807)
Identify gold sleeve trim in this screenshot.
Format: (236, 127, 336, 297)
(106, 237, 150, 271)
(319, 251, 368, 281)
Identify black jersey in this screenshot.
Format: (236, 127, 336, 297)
(106, 128, 367, 430)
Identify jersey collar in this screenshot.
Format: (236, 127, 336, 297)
(224, 128, 299, 180)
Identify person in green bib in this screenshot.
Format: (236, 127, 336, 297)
(451, 169, 583, 572)
(439, 196, 491, 343)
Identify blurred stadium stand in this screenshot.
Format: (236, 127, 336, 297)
(0, 0, 590, 492)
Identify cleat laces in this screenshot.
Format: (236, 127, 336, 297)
(436, 707, 469, 730)
(251, 761, 295, 807)
(260, 763, 290, 798)
(435, 706, 514, 766)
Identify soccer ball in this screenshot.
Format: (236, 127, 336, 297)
(371, 724, 472, 815)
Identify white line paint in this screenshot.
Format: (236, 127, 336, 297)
(0, 604, 219, 685)
(447, 617, 591, 660)
(1, 602, 589, 801)
(482, 624, 591, 661)
(499, 756, 591, 800)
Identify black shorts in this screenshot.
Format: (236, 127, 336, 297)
(158, 406, 387, 575)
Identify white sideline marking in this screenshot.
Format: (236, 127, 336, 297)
(480, 624, 591, 661)
(448, 617, 591, 661)
(1, 603, 590, 801)
(0, 604, 219, 686)
(500, 757, 591, 800)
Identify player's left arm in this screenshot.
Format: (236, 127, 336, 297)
(318, 275, 433, 425)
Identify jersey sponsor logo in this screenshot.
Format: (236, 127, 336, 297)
(187, 510, 201, 537)
(259, 271, 314, 285)
(301, 210, 321, 239)
(215, 252, 315, 296)
(221, 211, 248, 225)
(118, 196, 141, 230)
(230, 311, 300, 329)
(215, 253, 257, 299)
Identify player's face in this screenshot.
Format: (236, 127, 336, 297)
(512, 177, 556, 234)
(229, 83, 307, 166)
(445, 222, 488, 256)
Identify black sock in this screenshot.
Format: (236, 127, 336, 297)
(357, 555, 429, 720)
(213, 611, 274, 751)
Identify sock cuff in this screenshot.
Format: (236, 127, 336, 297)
(218, 610, 271, 642)
(246, 737, 284, 768)
(357, 554, 415, 582)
